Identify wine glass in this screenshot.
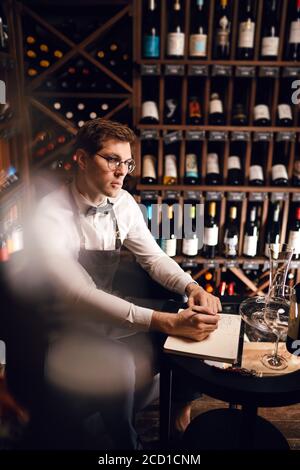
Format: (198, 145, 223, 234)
(262, 285, 295, 370)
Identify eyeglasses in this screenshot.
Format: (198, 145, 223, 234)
(96, 153, 136, 174)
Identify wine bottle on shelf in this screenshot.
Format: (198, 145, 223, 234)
(271, 141, 289, 186)
(260, 0, 279, 60)
(189, 0, 207, 59)
(249, 141, 266, 186)
(0, 103, 13, 123)
(140, 100, 159, 124)
(237, 0, 255, 60)
(143, 0, 160, 58)
(164, 97, 180, 124)
(243, 205, 259, 257)
(187, 96, 203, 125)
(253, 81, 271, 126)
(141, 140, 157, 184)
(214, 0, 231, 59)
(160, 205, 177, 257)
(182, 204, 198, 258)
(287, 206, 300, 260)
(224, 205, 239, 258)
(277, 85, 293, 126)
(208, 92, 225, 125)
(227, 142, 244, 185)
(286, 283, 300, 355)
(163, 152, 178, 185)
(231, 102, 248, 126)
(0, 15, 8, 52)
(205, 152, 222, 185)
(287, 0, 300, 61)
(203, 201, 219, 259)
(203, 271, 215, 293)
(264, 202, 281, 256)
(184, 153, 199, 185)
(292, 159, 300, 186)
(167, 0, 185, 58)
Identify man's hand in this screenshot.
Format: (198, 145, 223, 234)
(150, 305, 219, 341)
(186, 282, 222, 314)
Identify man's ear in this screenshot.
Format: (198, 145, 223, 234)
(76, 149, 88, 170)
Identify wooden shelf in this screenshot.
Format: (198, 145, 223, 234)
(174, 256, 268, 265)
(0, 181, 24, 205)
(136, 59, 300, 67)
(32, 140, 75, 170)
(137, 124, 300, 133)
(137, 184, 299, 193)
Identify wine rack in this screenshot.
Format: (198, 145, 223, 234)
(133, 0, 300, 294)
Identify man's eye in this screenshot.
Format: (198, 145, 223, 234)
(107, 157, 118, 164)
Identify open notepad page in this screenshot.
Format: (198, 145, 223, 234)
(164, 312, 242, 364)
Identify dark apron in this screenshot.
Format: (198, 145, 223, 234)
(69, 186, 122, 293)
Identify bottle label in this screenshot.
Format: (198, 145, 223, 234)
(11, 228, 24, 253)
(204, 226, 219, 246)
(254, 104, 270, 121)
(161, 238, 177, 257)
(167, 32, 185, 56)
(185, 153, 198, 177)
(278, 104, 292, 120)
(165, 154, 177, 178)
(189, 34, 207, 57)
(288, 230, 300, 255)
(224, 232, 238, 256)
(182, 237, 198, 256)
(207, 153, 220, 174)
(228, 156, 241, 170)
(261, 36, 279, 56)
(272, 164, 288, 181)
(165, 98, 178, 119)
(142, 154, 156, 179)
(249, 165, 264, 182)
(209, 98, 223, 114)
(243, 234, 258, 257)
(289, 21, 300, 44)
(143, 35, 160, 58)
(189, 99, 201, 118)
(217, 16, 230, 47)
(141, 101, 159, 120)
(239, 21, 255, 48)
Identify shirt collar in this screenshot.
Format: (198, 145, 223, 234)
(70, 180, 108, 215)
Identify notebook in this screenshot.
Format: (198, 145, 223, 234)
(164, 313, 242, 364)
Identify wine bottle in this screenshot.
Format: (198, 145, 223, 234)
(187, 96, 203, 125)
(292, 159, 300, 186)
(249, 141, 266, 186)
(260, 0, 279, 60)
(167, 0, 185, 58)
(203, 270, 215, 293)
(227, 142, 244, 185)
(237, 0, 255, 60)
(215, 0, 231, 59)
(286, 283, 300, 355)
(264, 202, 280, 256)
(287, 206, 300, 260)
(203, 201, 219, 259)
(140, 100, 159, 123)
(189, 0, 207, 59)
(141, 140, 157, 184)
(287, 0, 300, 61)
(0, 103, 13, 122)
(182, 205, 198, 257)
(164, 97, 180, 124)
(271, 141, 289, 186)
(277, 84, 293, 126)
(143, 0, 160, 58)
(160, 205, 177, 257)
(224, 205, 239, 258)
(208, 92, 225, 125)
(253, 82, 271, 126)
(163, 153, 178, 185)
(205, 152, 221, 185)
(184, 153, 199, 185)
(231, 102, 248, 126)
(243, 205, 259, 257)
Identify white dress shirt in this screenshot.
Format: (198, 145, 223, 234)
(32, 181, 193, 337)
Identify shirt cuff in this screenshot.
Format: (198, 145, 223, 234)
(175, 273, 195, 296)
(127, 304, 154, 331)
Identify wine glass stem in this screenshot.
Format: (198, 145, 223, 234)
(273, 336, 280, 359)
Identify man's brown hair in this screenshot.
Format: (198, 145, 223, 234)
(75, 118, 136, 156)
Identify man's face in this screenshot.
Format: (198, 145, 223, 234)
(79, 139, 133, 198)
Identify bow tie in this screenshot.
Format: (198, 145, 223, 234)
(86, 201, 114, 216)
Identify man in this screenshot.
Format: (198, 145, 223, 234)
(31, 119, 221, 449)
